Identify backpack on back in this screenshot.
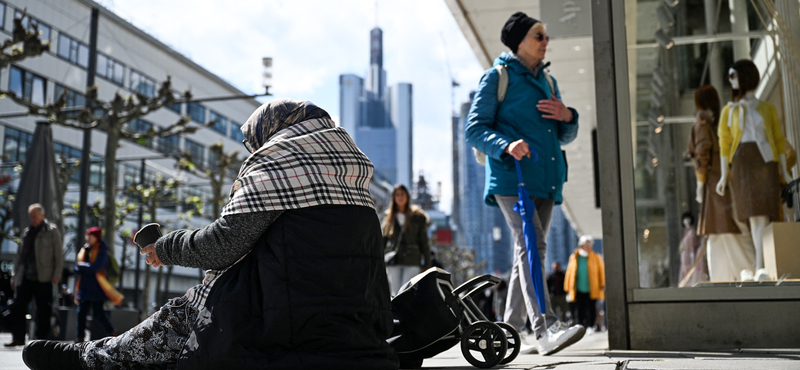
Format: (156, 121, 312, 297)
(472, 64, 555, 166)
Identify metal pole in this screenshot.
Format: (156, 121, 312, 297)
(76, 7, 98, 252)
(134, 158, 145, 310)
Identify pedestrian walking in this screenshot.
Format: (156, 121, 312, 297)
(547, 262, 569, 323)
(381, 184, 431, 295)
(73, 227, 122, 342)
(564, 236, 605, 330)
(465, 11, 584, 355)
(5, 204, 63, 347)
(22, 99, 396, 370)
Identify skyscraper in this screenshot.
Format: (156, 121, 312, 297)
(339, 27, 412, 188)
(454, 94, 513, 274)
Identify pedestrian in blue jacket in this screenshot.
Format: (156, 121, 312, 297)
(465, 11, 585, 356)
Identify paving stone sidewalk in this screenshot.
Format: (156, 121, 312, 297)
(0, 330, 798, 369)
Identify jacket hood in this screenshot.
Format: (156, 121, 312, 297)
(494, 52, 549, 76)
(494, 52, 522, 70)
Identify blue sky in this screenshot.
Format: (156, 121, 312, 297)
(97, 0, 486, 213)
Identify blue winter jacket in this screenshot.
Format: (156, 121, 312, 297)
(466, 52, 579, 206)
(75, 241, 109, 302)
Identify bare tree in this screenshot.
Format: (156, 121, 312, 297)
(124, 173, 180, 318)
(178, 142, 241, 219)
(1, 19, 214, 258)
(0, 14, 49, 71)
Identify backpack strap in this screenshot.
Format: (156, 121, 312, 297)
(495, 64, 556, 102)
(494, 64, 508, 103)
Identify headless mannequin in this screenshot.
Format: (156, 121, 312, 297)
(715, 68, 792, 278)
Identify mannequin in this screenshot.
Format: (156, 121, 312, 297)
(716, 60, 793, 281)
(687, 85, 753, 282)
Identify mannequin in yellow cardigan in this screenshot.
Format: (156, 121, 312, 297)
(716, 60, 793, 281)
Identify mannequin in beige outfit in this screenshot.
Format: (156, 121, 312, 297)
(716, 60, 793, 281)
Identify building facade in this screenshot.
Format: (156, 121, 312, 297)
(453, 97, 513, 275)
(338, 27, 412, 188)
(0, 0, 261, 309)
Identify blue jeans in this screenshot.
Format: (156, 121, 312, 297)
(77, 300, 115, 340)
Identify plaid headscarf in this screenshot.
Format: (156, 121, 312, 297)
(240, 98, 330, 152)
(222, 101, 375, 216)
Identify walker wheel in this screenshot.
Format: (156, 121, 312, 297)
(460, 321, 508, 368)
(495, 322, 520, 365)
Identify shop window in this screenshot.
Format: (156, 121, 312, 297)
(8, 66, 46, 105)
(209, 111, 228, 135)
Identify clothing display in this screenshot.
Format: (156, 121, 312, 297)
(730, 143, 781, 222)
(687, 110, 740, 235)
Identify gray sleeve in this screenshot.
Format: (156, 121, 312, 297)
(154, 211, 283, 270)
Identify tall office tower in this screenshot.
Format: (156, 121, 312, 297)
(454, 95, 513, 274)
(367, 28, 386, 99)
(390, 83, 412, 189)
(339, 74, 363, 137)
(338, 27, 413, 188)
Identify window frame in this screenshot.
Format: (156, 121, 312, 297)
(187, 102, 206, 123)
(57, 32, 90, 69)
(9, 65, 46, 105)
(14, 10, 51, 44)
(96, 53, 125, 86)
(158, 135, 181, 156)
(230, 121, 245, 142)
(130, 69, 156, 98)
(208, 110, 228, 136)
(1, 2, 7, 31)
(184, 139, 205, 166)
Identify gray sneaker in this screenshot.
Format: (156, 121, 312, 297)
(537, 321, 586, 356)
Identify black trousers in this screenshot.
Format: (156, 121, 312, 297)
(77, 300, 115, 340)
(9, 279, 52, 342)
(574, 292, 596, 329)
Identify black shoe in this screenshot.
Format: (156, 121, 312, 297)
(22, 340, 84, 370)
(4, 340, 24, 347)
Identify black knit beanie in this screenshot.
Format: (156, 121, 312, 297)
(501, 12, 540, 53)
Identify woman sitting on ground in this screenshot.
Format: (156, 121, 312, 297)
(23, 99, 398, 370)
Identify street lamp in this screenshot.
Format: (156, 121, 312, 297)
(262, 57, 273, 91)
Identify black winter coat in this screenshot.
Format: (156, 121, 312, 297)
(178, 205, 398, 370)
(383, 210, 431, 268)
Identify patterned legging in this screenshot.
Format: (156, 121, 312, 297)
(79, 296, 197, 370)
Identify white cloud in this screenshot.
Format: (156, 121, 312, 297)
(105, 0, 484, 213)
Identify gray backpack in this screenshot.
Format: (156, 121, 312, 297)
(473, 64, 555, 166)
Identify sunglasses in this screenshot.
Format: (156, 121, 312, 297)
(242, 140, 255, 154)
(532, 33, 550, 43)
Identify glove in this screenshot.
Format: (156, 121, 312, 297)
(716, 156, 729, 196)
(696, 181, 704, 204)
